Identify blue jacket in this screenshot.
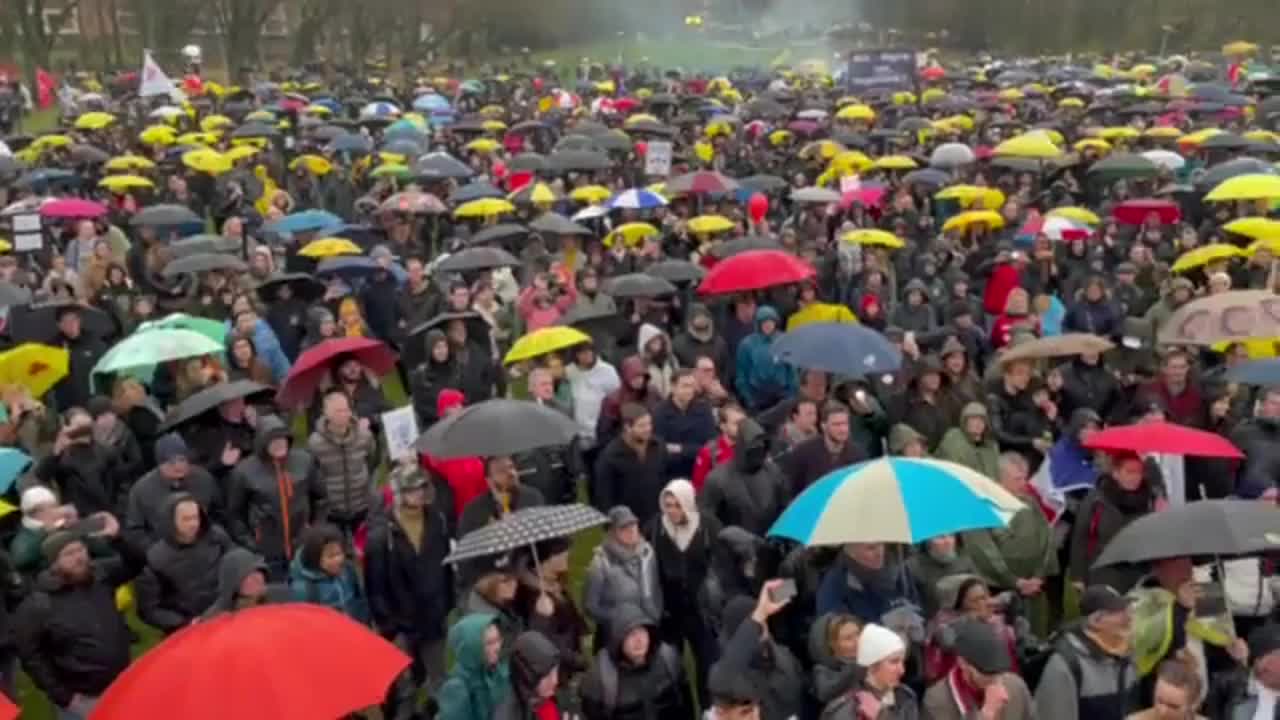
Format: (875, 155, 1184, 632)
(1062, 298, 1120, 338)
(225, 318, 291, 383)
(288, 554, 371, 625)
(815, 557, 920, 626)
(734, 306, 794, 410)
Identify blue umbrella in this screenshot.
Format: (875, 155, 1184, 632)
(326, 133, 374, 155)
(382, 138, 426, 157)
(606, 188, 667, 211)
(0, 447, 31, 494)
(769, 458, 1023, 545)
(1225, 358, 1280, 386)
(316, 256, 406, 284)
(16, 168, 79, 190)
(413, 94, 451, 112)
(771, 323, 902, 377)
(266, 209, 343, 234)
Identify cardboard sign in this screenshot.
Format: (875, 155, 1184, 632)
(644, 141, 672, 176)
(381, 405, 419, 462)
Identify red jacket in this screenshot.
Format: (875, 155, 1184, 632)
(691, 434, 734, 492)
(983, 263, 1022, 316)
(422, 389, 486, 520)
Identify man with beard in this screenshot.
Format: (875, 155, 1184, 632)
(459, 455, 545, 537)
(780, 401, 864, 497)
(673, 304, 730, 387)
(16, 530, 133, 719)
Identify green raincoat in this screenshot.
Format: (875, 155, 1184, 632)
(935, 426, 1000, 480)
(964, 494, 1058, 635)
(438, 613, 511, 720)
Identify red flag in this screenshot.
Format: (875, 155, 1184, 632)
(36, 68, 56, 109)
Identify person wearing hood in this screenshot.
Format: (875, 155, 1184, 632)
(907, 534, 978, 618)
(425, 388, 486, 523)
(717, 591, 807, 720)
(653, 369, 716, 482)
(735, 305, 795, 412)
(15, 531, 133, 719)
(593, 403, 668, 526)
(1063, 275, 1122, 338)
(135, 493, 234, 634)
(567, 343, 622, 447)
(306, 388, 376, 540)
(816, 542, 923, 632)
(673, 303, 731, 387)
(494, 631, 565, 720)
(579, 602, 690, 720)
(594, 355, 658, 452)
(1069, 452, 1158, 593)
(585, 506, 663, 631)
(459, 454, 545, 537)
(937, 403, 1001, 479)
(444, 314, 503, 404)
(124, 433, 224, 563)
(411, 328, 461, 429)
(1057, 350, 1123, 424)
(201, 545, 286, 618)
(1033, 586, 1141, 720)
(226, 415, 326, 578)
(228, 305, 291, 383)
(637, 322, 678, 398)
(300, 305, 339, 355)
(366, 464, 455, 718)
(288, 523, 370, 625)
(1142, 277, 1195, 344)
(889, 356, 954, 451)
(1229, 384, 1280, 499)
(890, 278, 939, 335)
(986, 358, 1056, 468)
(810, 612, 865, 707)
(438, 613, 511, 720)
(359, 245, 402, 342)
(699, 526, 766, 643)
(701, 417, 787, 536)
(572, 267, 618, 316)
(822, 623, 919, 720)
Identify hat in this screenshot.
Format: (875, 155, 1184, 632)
(961, 402, 988, 420)
(1080, 585, 1134, 615)
(389, 463, 433, 503)
(607, 505, 638, 531)
(857, 623, 906, 667)
(707, 662, 761, 707)
(1247, 623, 1280, 667)
(41, 529, 83, 564)
(888, 423, 927, 454)
(940, 335, 967, 357)
(20, 486, 57, 516)
(154, 432, 189, 465)
(951, 620, 1012, 675)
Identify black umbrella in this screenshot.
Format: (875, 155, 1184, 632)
(255, 272, 325, 303)
(408, 311, 490, 341)
(711, 236, 780, 259)
(1093, 500, 1280, 567)
(529, 213, 591, 236)
(162, 253, 248, 277)
(603, 273, 677, 298)
(160, 380, 274, 432)
(451, 182, 505, 204)
(590, 130, 633, 152)
(326, 133, 374, 155)
(645, 259, 706, 284)
(1200, 133, 1250, 151)
(382, 138, 426, 157)
(69, 144, 110, 165)
(509, 153, 549, 173)
(737, 174, 788, 193)
(232, 122, 280, 139)
(901, 168, 951, 188)
(1088, 153, 1160, 183)
(548, 149, 611, 172)
(436, 247, 520, 273)
(1195, 158, 1275, 191)
(171, 234, 242, 258)
(624, 120, 674, 137)
(415, 398, 580, 457)
(130, 204, 202, 227)
(415, 152, 474, 180)
(553, 135, 601, 152)
(444, 504, 607, 564)
(7, 301, 114, 343)
(469, 223, 529, 245)
(510, 120, 552, 133)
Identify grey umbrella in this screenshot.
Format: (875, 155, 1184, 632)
(1093, 500, 1280, 567)
(645, 259, 706, 284)
(603, 273, 677, 298)
(469, 223, 529, 245)
(415, 398, 581, 457)
(436, 246, 520, 272)
(444, 504, 608, 564)
(171, 234, 243, 258)
(930, 142, 976, 168)
(131, 204, 202, 227)
(791, 187, 841, 204)
(160, 380, 274, 431)
(414, 152, 474, 180)
(548, 149, 611, 172)
(509, 153, 549, 173)
(162, 253, 248, 277)
(529, 213, 591, 236)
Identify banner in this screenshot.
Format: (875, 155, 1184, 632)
(846, 49, 918, 93)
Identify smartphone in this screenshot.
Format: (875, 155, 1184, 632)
(768, 578, 798, 604)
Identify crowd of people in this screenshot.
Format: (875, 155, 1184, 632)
(0, 44, 1276, 720)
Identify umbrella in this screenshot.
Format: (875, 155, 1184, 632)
(666, 170, 739, 195)
(414, 152, 474, 180)
(1093, 500, 1280, 568)
(452, 183, 506, 204)
(1087, 153, 1160, 183)
(603, 273, 677, 298)
(645, 259, 706, 284)
(504, 326, 592, 365)
(529, 213, 590, 236)
(768, 458, 1023, 545)
(1142, 150, 1186, 172)
(841, 229, 905, 249)
(687, 215, 736, 234)
(444, 504, 608, 564)
(998, 333, 1114, 365)
(454, 198, 515, 220)
(0, 343, 69, 399)
(929, 142, 976, 168)
(509, 182, 562, 205)
(162, 253, 248, 277)
(606, 188, 667, 211)
(160, 380, 274, 431)
(791, 187, 842, 204)
(1083, 420, 1242, 458)
(711, 236, 781, 259)
(0, 447, 31, 495)
(326, 133, 374, 155)
(1112, 199, 1180, 226)
(698, 250, 815, 295)
(772, 322, 902, 377)
(1225, 358, 1280, 385)
(1195, 158, 1276, 191)
(298, 238, 362, 259)
(547, 149, 611, 172)
(40, 198, 107, 220)
(414, 398, 580, 457)
(737, 175, 788, 193)
(380, 191, 446, 215)
(1171, 244, 1243, 273)
(91, 603, 409, 720)
(1205, 174, 1280, 202)
(508, 153, 549, 173)
(7, 302, 113, 343)
(943, 210, 1006, 233)
(265, 209, 343, 235)
(255, 273, 325, 303)
(436, 247, 520, 273)
(901, 168, 951, 188)
(94, 329, 223, 376)
(277, 338, 397, 409)
(1157, 290, 1280, 346)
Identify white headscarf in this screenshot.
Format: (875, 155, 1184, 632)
(659, 479, 700, 551)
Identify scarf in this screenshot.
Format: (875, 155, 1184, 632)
(947, 666, 985, 714)
(1100, 474, 1152, 516)
(1085, 626, 1131, 657)
(396, 506, 425, 553)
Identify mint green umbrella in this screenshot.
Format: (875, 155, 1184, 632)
(136, 313, 227, 345)
(93, 328, 224, 377)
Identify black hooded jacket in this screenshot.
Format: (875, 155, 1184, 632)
(718, 596, 807, 720)
(410, 329, 460, 428)
(579, 603, 690, 720)
(698, 526, 764, 642)
(494, 631, 563, 720)
(201, 547, 289, 618)
(135, 493, 236, 633)
(700, 419, 786, 536)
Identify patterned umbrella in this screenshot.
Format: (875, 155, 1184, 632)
(444, 504, 608, 564)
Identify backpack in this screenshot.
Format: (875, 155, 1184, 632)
(595, 644, 681, 716)
(1020, 624, 1085, 694)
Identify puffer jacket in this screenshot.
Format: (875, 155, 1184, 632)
(582, 536, 662, 629)
(135, 493, 235, 633)
(227, 415, 327, 564)
(306, 415, 375, 520)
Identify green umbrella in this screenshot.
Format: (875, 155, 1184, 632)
(1087, 153, 1160, 184)
(136, 313, 227, 344)
(370, 163, 411, 180)
(93, 328, 224, 376)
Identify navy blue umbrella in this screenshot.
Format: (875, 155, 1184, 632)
(771, 323, 902, 377)
(316, 256, 407, 284)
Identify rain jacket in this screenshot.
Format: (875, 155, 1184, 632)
(410, 329, 460, 428)
(202, 547, 288, 617)
(224, 317, 290, 383)
(734, 306, 794, 411)
(424, 389, 487, 519)
(124, 461, 223, 563)
(808, 613, 864, 706)
(438, 613, 511, 720)
(935, 404, 1001, 480)
(672, 303, 730, 382)
(1229, 416, 1280, 499)
(135, 493, 234, 633)
(637, 323, 677, 398)
(698, 526, 765, 641)
(227, 415, 327, 565)
(579, 603, 689, 720)
(306, 415, 375, 521)
(583, 535, 663, 628)
(594, 355, 658, 450)
(288, 536, 370, 625)
(1068, 474, 1156, 593)
(719, 596, 807, 720)
(493, 631, 564, 720)
(566, 355, 621, 444)
(1032, 626, 1140, 720)
(890, 278, 939, 334)
(700, 419, 787, 536)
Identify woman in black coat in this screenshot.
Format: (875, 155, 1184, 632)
(579, 603, 691, 720)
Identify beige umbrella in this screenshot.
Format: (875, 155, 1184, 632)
(997, 333, 1116, 365)
(1157, 290, 1280, 346)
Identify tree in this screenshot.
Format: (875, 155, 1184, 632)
(209, 0, 281, 73)
(3, 0, 83, 85)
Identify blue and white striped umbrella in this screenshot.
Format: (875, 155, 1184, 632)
(605, 188, 667, 211)
(359, 102, 402, 120)
(769, 458, 1023, 545)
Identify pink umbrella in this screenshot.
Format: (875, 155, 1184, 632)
(840, 186, 887, 209)
(40, 198, 107, 220)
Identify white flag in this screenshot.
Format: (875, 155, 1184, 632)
(139, 50, 182, 99)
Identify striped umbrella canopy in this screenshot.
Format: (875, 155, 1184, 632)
(769, 458, 1023, 546)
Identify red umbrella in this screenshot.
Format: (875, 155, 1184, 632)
(91, 603, 410, 720)
(841, 186, 887, 209)
(1083, 420, 1243, 459)
(920, 66, 947, 81)
(276, 337, 397, 409)
(0, 692, 16, 720)
(666, 170, 739, 195)
(1111, 198, 1181, 226)
(697, 249, 816, 295)
(40, 198, 107, 220)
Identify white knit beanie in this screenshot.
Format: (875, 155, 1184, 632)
(857, 623, 906, 667)
(20, 486, 57, 516)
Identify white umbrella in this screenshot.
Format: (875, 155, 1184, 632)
(1143, 149, 1186, 172)
(930, 142, 976, 168)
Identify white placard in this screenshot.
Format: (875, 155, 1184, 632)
(12, 213, 41, 252)
(644, 141, 672, 177)
(381, 405, 419, 461)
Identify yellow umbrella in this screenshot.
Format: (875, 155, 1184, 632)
(1223, 41, 1259, 56)
(139, 125, 178, 146)
(303, 104, 333, 117)
(74, 112, 116, 130)
(1246, 237, 1280, 257)
(105, 154, 155, 172)
(705, 119, 735, 139)
(225, 145, 261, 162)
(624, 113, 661, 128)
(1244, 130, 1280, 144)
(479, 105, 506, 118)
(936, 185, 1006, 210)
(873, 155, 919, 171)
(1143, 126, 1184, 140)
(377, 151, 407, 166)
(1058, 97, 1086, 109)
(785, 302, 858, 331)
(181, 148, 232, 175)
(509, 182, 561, 205)
(768, 130, 794, 146)
(841, 229, 905, 249)
(835, 104, 876, 121)
(1097, 127, 1140, 141)
(1171, 244, 1244, 273)
(482, 120, 508, 133)
(464, 138, 500, 154)
(289, 154, 333, 176)
(604, 222, 660, 248)
(1048, 206, 1101, 225)
(30, 135, 73, 153)
(454, 198, 516, 219)
(1224, 217, 1280, 241)
(244, 110, 275, 123)
(943, 210, 1006, 233)
(1074, 138, 1112, 154)
(200, 115, 234, 132)
(98, 175, 155, 192)
(299, 237, 362, 258)
(829, 150, 873, 175)
(1179, 128, 1223, 147)
(503, 326, 592, 365)
(688, 215, 736, 234)
(997, 88, 1025, 102)
(570, 186, 612, 204)
(0, 343, 69, 399)
(176, 131, 219, 147)
(798, 140, 846, 161)
(1205, 174, 1280, 202)
(993, 133, 1061, 159)
(920, 88, 947, 104)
